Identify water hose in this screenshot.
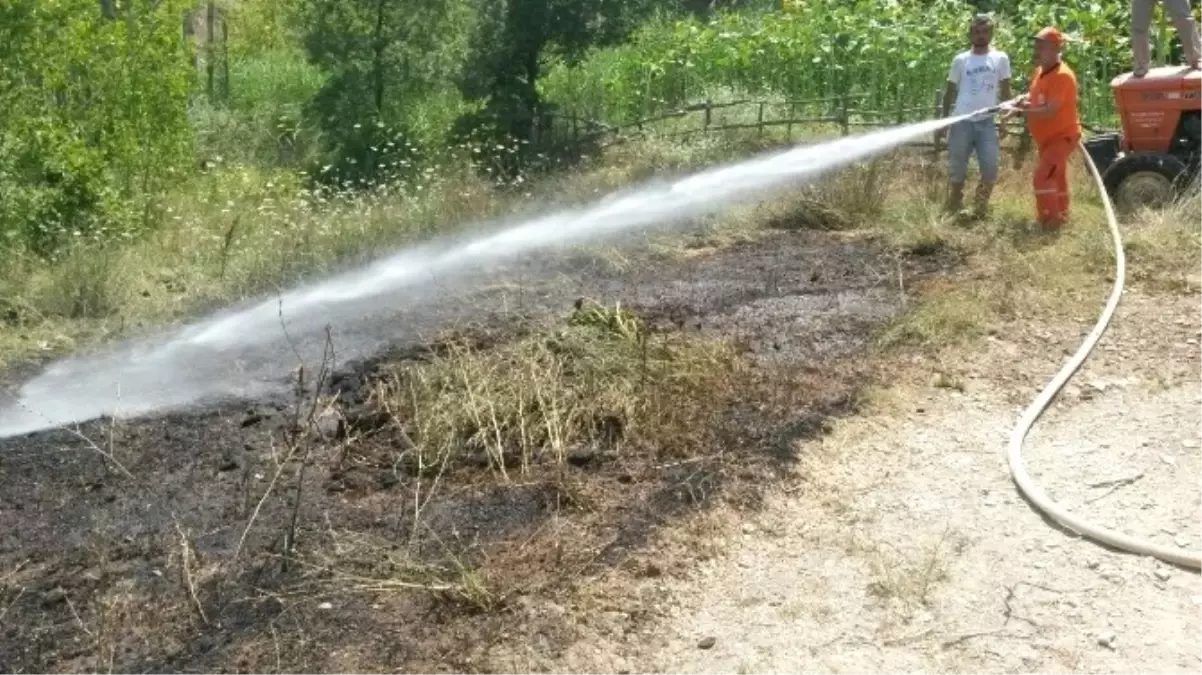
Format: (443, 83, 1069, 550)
(1003, 140, 1202, 570)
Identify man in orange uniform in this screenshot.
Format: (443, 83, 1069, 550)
(1002, 27, 1083, 230)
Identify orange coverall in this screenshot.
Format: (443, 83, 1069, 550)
(1025, 62, 1083, 227)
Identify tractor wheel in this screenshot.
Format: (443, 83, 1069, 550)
(1101, 152, 1190, 212)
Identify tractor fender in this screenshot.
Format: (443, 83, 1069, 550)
(1082, 133, 1121, 175)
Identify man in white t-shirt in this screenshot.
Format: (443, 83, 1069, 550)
(935, 14, 1012, 219)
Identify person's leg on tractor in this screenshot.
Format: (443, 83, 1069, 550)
(1130, 0, 1200, 74)
(973, 118, 1001, 218)
(1163, 0, 1202, 69)
(946, 120, 972, 213)
(1131, 0, 1155, 77)
(1032, 136, 1074, 229)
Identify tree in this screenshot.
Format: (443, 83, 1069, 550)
(455, 0, 664, 174)
(301, 0, 475, 184)
(0, 0, 194, 256)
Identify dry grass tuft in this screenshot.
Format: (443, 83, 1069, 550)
(878, 285, 989, 349)
(860, 525, 957, 611)
(369, 300, 739, 477)
(1122, 190, 1202, 293)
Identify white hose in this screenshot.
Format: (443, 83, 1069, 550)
(1004, 141, 1202, 570)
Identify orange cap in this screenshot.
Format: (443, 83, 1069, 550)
(1034, 26, 1065, 47)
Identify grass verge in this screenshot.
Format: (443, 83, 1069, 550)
(0, 134, 789, 372)
(875, 154, 1200, 351)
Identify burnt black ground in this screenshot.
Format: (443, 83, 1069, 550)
(0, 227, 958, 673)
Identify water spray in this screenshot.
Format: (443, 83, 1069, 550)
(0, 113, 966, 440)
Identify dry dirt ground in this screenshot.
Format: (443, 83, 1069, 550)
(2, 215, 1197, 673)
(539, 289, 1202, 674)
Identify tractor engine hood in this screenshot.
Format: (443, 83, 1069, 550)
(1110, 67, 1202, 154)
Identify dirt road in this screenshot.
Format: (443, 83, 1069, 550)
(556, 289, 1201, 674)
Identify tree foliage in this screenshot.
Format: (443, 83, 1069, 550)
(300, 0, 477, 183)
(0, 0, 1168, 259)
(453, 0, 667, 173)
(541, 0, 1137, 126)
(0, 0, 194, 256)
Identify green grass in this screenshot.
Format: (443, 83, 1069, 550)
(874, 153, 1201, 350)
(879, 286, 990, 350)
(0, 131, 792, 370)
(191, 49, 328, 170)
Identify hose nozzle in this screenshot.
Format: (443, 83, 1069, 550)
(979, 96, 1024, 117)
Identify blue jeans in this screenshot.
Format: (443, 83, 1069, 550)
(947, 118, 1000, 185)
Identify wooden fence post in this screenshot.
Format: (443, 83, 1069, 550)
(221, 14, 229, 102)
(1015, 123, 1032, 169)
(928, 89, 943, 197)
(932, 89, 942, 156)
(839, 91, 850, 136)
(205, 1, 215, 102)
(644, 67, 652, 118)
(757, 102, 765, 137)
(787, 101, 795, 140)
(704, 99, 711, 130)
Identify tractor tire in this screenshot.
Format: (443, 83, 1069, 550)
(1101, 152, 1191, 212)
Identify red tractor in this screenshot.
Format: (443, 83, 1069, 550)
(1084, 66, 1201, 211)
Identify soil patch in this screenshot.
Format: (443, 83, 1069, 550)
(0, 229, 957, 673)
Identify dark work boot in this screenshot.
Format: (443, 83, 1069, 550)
(972, 183, 994, 220)
(945, 184, 965, 215)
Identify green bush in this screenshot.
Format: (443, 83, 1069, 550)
(0, 0, 195, 258)
(192, 49, 327, 169)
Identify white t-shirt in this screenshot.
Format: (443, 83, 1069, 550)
(948, 49, 1012, 118)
